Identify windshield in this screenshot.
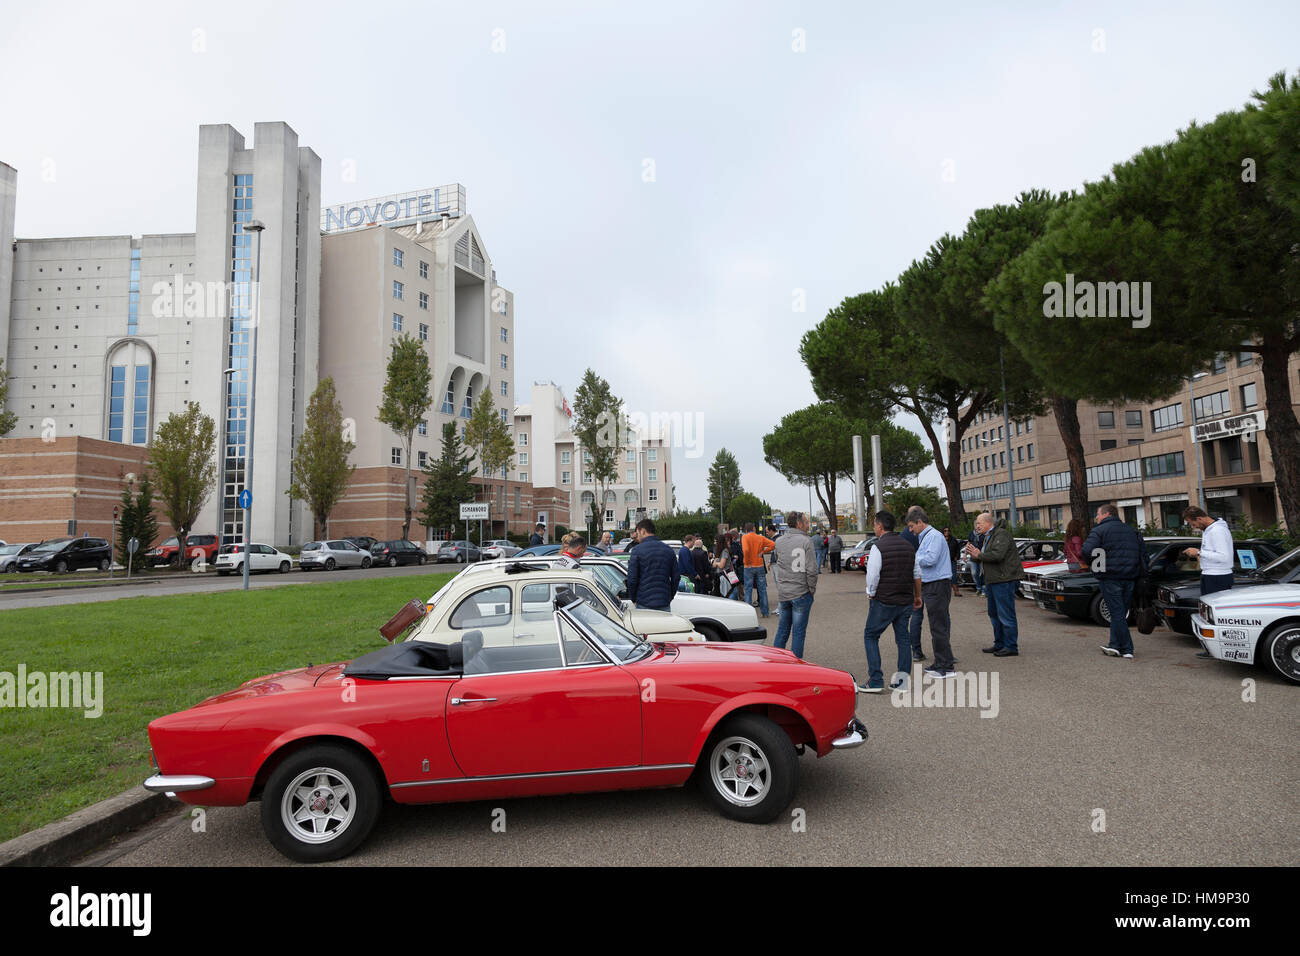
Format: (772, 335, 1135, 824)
(562, 600, 649, 662)
(1257, 545, 1300, 580)
(584, 563, 628, 600)
(32, 539, 70, 553)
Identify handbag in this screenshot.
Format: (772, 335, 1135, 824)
(725, 569, 740, 587)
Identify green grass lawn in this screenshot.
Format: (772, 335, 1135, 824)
(0, 571, 453, 843)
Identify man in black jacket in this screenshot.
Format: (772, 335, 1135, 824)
(626, 519, 677, 612)
(1080, 503, 1146, 660)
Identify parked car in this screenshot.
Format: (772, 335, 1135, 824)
(299, 540, 372, 571)
(344, 536, 381, 553)
(500, 554, 767, 642)
(513, 543, 608, 558)
(436, 540, 482, 563)
(842, 538, 876, 572)
(215, 544, 294, 576)
(423, 562, 704, 644)
(480, 539, 521, 560)
(1191, 584, 1300, 684)
(0, 543, 39, 572)
(1031, 537, 1283, 626)
(370, 540, 428, 567)
(610, 538, 634, 554)
(15, 537, 113, 573)
(144, 593, 867, 861)
(146, 533, 222, 568)
(1155, 543, 1300, 636)
(960, 538, 1064, 590)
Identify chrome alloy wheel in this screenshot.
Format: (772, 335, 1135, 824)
(709, 735, 770, 807)
(281, 767, 356, 844)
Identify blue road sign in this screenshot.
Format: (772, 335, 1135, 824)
(238, 489, 253, 509)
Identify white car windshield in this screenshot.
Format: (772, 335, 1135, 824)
(562, 600, 650, 662)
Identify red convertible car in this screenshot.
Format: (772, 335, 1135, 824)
(145, 595, 867, 862)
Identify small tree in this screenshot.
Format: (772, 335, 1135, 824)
(420, 422, 477, 536)
(377, 335, 433, 540)
(706, 449, 743, 524)
(464, 391, 514, 535)
(150, 403, 217, 558)
(287, 377, 356, 539)
(0, 358, 16, 436)
(571, 369, 623, 536)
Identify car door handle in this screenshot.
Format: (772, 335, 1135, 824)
(451, 696, 498, 705)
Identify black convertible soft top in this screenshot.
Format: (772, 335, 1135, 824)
(343, 640, 466, 679)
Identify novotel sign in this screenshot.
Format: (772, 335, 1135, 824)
(321, 184, 466, 234)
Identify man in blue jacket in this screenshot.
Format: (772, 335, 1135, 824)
(1080, 503, 1146, 660)
(627, 518, 677, 612)
(677, 534, 699, 591)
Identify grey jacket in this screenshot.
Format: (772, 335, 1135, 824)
(775, 529, 819, 601)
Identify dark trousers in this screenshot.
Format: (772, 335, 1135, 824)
(1201, 573, 1234, 595)
(830, 552, 841, 573)
(907, 604, 924, 655)
(921, 580, 955, 669)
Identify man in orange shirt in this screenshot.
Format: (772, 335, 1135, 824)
(742, 522, 776, 617)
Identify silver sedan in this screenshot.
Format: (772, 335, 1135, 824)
(299, 539, 373, 571)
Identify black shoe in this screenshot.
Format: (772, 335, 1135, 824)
(1196, 650, 1212, 659)
(993, 648, 1018, 657)
(912, 651, 926, 661)
(982, 645, 1001, 654)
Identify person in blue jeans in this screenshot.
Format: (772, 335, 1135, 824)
(964, 512, 1023, 657)
(772, 512, 818, 658)
(899, 521, 925, 660)
(856, 511, 922, 692)
(1080, 503, 1146, 659)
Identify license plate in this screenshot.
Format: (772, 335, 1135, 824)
(1221, 628, 1250, 641)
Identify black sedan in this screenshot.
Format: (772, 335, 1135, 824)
(1032, 537, 1284, 626)
(1154, 543, 1300, 635)
(15, 537, 113, 573)
(370, 540, 428, 567)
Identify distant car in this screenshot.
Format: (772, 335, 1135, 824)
(15, 537, 113, 573)
(960, 538, 1063, 591)
(146, 533, 222, 568)
(215, 544, 294, 576)
(842, 538, 876, 572)
(1192, 584, 1300, 684)
(300, 540, 372, 571)
(514, 544, 608, 558)
(610, 538, 634, 554)
(370, 540, 428, 567)
(480, 539, 521, 560)
(1155, 542, 1300, 635)
(436, 540, 482, 563)
(0, 543, 39, 572)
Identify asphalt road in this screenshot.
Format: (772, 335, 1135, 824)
(93, 568, 1297, 867)
(0, 560, 460, 610)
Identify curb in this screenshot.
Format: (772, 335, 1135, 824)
(0, 787, 176, 867)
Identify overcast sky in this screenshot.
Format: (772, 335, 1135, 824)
(2, 1, 1296, 514)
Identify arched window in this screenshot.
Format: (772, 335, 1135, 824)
(105, 340, 153, 445)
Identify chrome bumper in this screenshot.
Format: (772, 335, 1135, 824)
(831, 717, 869, 750)
(144, 774, 216, 796)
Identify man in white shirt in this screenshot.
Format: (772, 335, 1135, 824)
(1182, 506, 1234, 659)
(556, 535, 586, 569)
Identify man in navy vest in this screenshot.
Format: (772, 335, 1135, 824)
(857, 511, 922, 692)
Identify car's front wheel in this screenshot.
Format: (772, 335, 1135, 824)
(697, 713, 797, 823)
(361, 557, 371, 569)
(280, 561, 290, 574)
(260, 745, 381, 863)
(418, 555, 426, 566)
(98, 558, 110, 572)
(387, 556, 398, 567)
(54, 560, 68, 574)
(1090, 593, 1111, 627)
(1259, 623, 1300, 685)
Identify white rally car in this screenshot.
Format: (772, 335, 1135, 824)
(1191, 584, 1300, 684)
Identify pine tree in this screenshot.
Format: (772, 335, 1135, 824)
(420, 422, 478, 535)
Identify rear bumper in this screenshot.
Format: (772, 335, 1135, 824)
(143, 774, 216, 796)
(831, 717, 869, 750)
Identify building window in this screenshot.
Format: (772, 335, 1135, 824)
(500, 380, 508, 397)
(583, 450, 592, 464)
(462, 384, 474, 419)
(561, 451, 571, 464)
(1027, 443, 1035, 461)
(561, 471, 571, 484)
(417, 451, 428, 468)
(518, 433, 528, 446)
(419, 323, 428, 341)
(127, 248, 141, 335)
(417, 421, 427, 436)
(391, 447, 402, 465)
(1193, 390, 1230, 422)
(393, 248, 404, 268)
(626, 469, 636, 482)
(1143, 451, 1186, 479)
(500, 327, 508, 343)
(442, 380, 454, 415)
(418, 291, 428, 310)
(1125, 410, 1142, 428)
(500, 353, 508, 369)
(108, 365, 126, 442)
(647, 468, 657, 481)
(1098, 411, 1115, 428)
(519, 453, 528, 466)
(1127, 438, 1144, 446)
(1224, 437, 1245, 475)
(1017, 446, 1024, 463)
(393, 313, 403, 332)
(1240, 382, 1258, 409)
(499, 408, 508, 423)
(1211, 352, 1227, 374)
(1151, 403, 1184, 432)
(648, 489, 658, 502)
(419, 260, 428, 279)
(583, 472, 593, 483)
(999, 451, 1006, 467)
(519, 471, 529, 482)
(1237, 348, 1253, 366)
(647, 448, 657, 462)
(1100, 439, 1117, 450)
(393, 280, 403, 300)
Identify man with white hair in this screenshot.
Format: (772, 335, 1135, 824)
(964, 512, 1024, 657)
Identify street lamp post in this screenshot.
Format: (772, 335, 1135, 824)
(218, 365, 236, 563)
(998, 346, 1019, 528)
(241, 219, 266, 593)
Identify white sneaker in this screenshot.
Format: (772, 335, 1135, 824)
(856, 683, 884, 694)
(1121, 653, 1134, 659)
(1100, 646, 1120, 657)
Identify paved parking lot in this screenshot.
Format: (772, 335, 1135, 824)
(94, 568, 1297, 867)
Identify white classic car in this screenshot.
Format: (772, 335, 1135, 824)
(1191, 583, 1300, 684)
(422, 563, 707, 646)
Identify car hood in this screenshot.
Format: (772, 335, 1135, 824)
(624, 608, 695, 635)
(193, 663, 344, 707)
(1164, 575, 1273, 599)
(1201, 583, 1300, 608)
